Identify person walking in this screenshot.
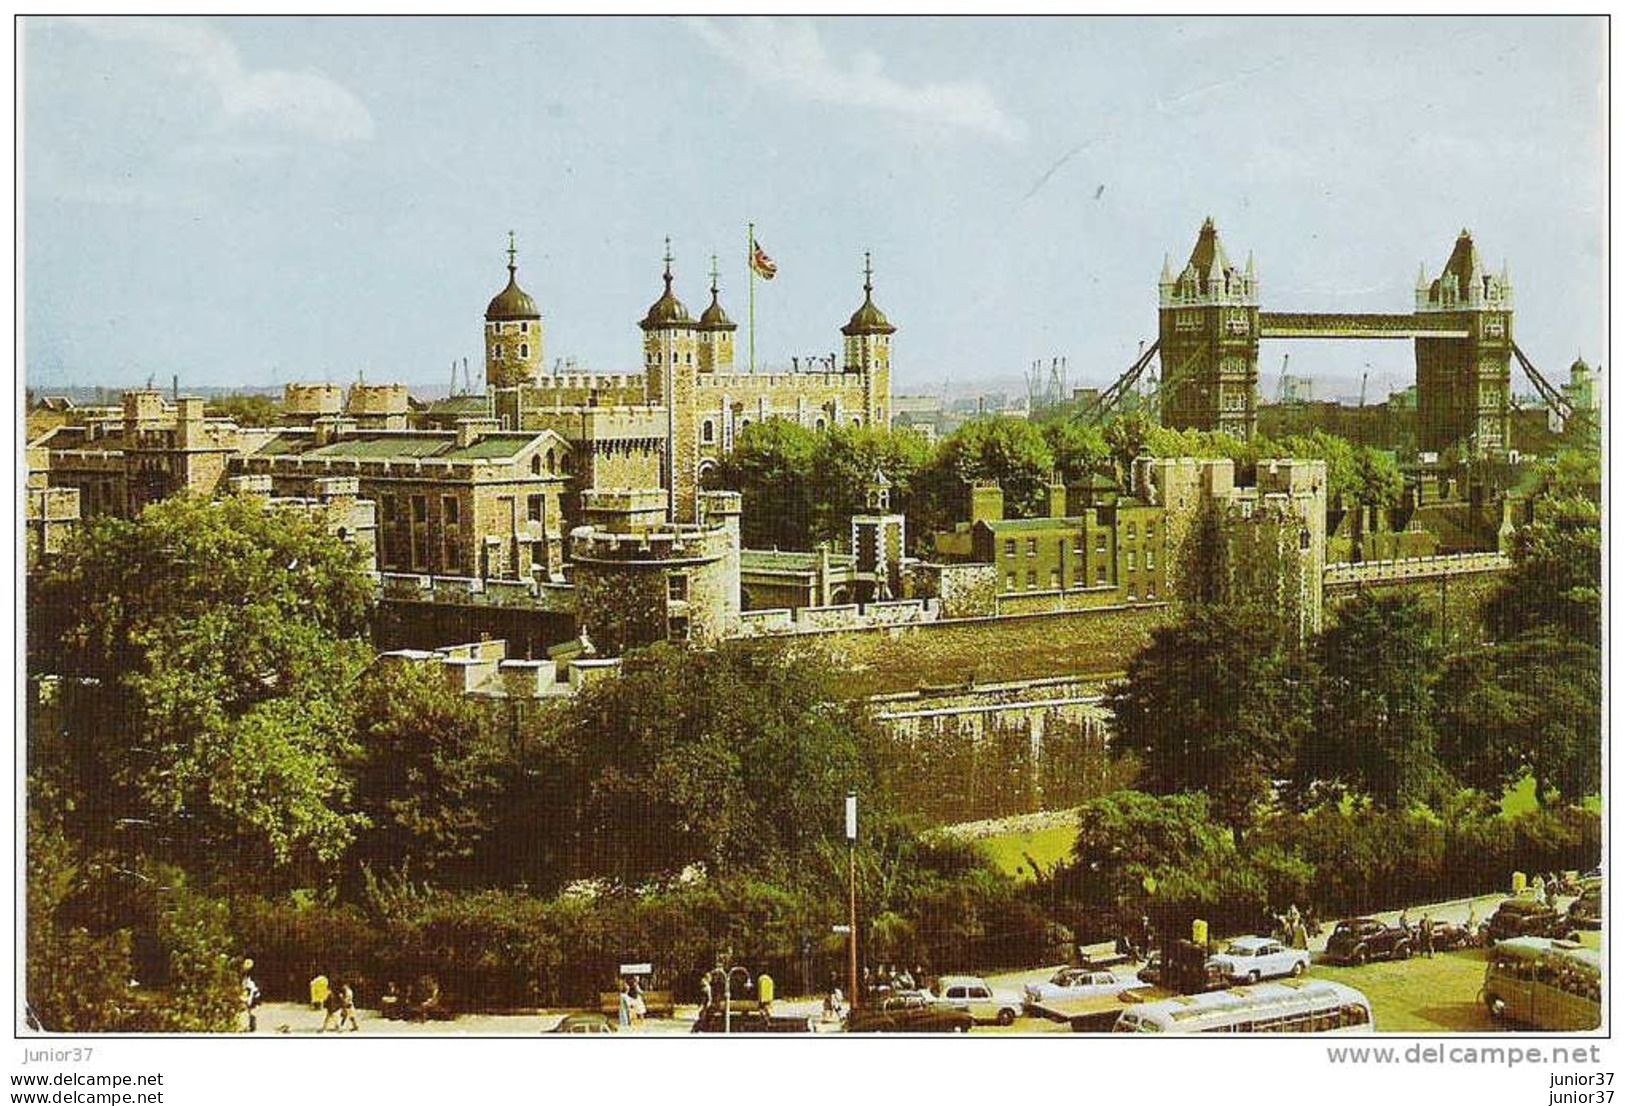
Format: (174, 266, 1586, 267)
(617, 979, 633, 1029)
(699, 970, 714, 1012)
(1419, 915, 1434, 958)
(239, 959, 260, 1034)
(336, 980, 359, 1031)
(320, 977, 343, 1032)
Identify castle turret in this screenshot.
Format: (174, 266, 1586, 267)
(640, 239, 700, 523)
(485, 232, 543, 389)
(1414, 229, 1513, 459)
(1157, 216, 1260, 440)
(696, 255, 737, 373)
(841, 252, 895, 428)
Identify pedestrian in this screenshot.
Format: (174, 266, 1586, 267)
(239, 959, 260, 1034)
(1465, 902, 1480, 940)
(336, 980, 359, 1031)
(1419, 915, 1434, 958)
(629, 976, 646, 1024)
(617, 979, 633, 1029)
(309, 971, 329, 1012)
(1531, 873, 1546, 902)
(1397, 908, 1412, 935)
(757, 971, 774, 1016)
(699, 970, 714, 1012)
(321, 976, 343, 1032)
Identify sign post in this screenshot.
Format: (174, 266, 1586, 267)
(846, 792, 858, 1011)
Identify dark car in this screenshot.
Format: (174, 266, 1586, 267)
(1486, 898, 1578, 942)
(1323, 918, 1413, 965)
(547, 1013, 616, 1034)
(845, 995, 973, 1034)
(1567, 886, 1603, 930)
(1137, 949, 1227, 992)
(691, 1008, 815, 1034)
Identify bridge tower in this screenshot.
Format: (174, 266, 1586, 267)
(1158, 217, 1260, 440)
(1415, 229, 1513, 459)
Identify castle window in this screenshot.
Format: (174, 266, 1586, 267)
(531, 455, 542, 475)
(1095, 533, 1107, 554)
(1026, 538, 1037, 557)
(1004, 539, 1016, 557)
(442, 496, 460, 524)
(528, 495, 544, 524)
(1301, 529, 1312, 550)
(1006, 572, 1016, 591)
(668, 573, 689, 602)
(667, 615, 690, 642)
(520, 322, 529, 334)
(548, 451, 558, 475)
(1145, 548, 1155, 569)
(672, 351, 679, 364)
(412, 496, 428, 523)
(686, 353, 693, 365)
(1147, 582, 1156, 598)
(1126, 522, 1137, 540)
(1026, 569, 1037, 590)
(1127, 550, 1138, 570)
(852, 418, 862, 427)
(702, 420, 715, 444)
(494, 345, 504, 360)
(815, 418, 826, 431)
(520, 343, 529, 358)
(1096, 565, 1107, 586)
(1049, 568, 1061, 590)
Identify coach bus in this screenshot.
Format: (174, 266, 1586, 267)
(1111, 979, 1374, 1035)
(1482, 937, 1600, 1031)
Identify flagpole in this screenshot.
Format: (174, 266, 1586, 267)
(747, 221, 756, 374)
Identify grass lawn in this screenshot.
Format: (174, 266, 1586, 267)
(1498, 775, 1602, 816)
(979, 823, 1078, 881)
(1313, 948, 1498, 1033)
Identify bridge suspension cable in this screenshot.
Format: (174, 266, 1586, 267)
(1074, 339, 1160, 426)
(1510, 342, 1594, 435)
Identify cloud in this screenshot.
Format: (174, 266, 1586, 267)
(66, 17, 374, 143)
(685, 17, 1024, 142)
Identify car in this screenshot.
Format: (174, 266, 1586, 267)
(1022, 967, 1135, 1011)
(844, 994, 973, 1033)
(1322, 918, 1413, 965)
(929, 975, 1024, 1027)
(1567, 885, 1603, 930)
(690, 1008, 815, 1033)
(1136, 949, 1228, 992)
(547, 1012, 616, 1034)
(1486, 898, 1579, 943)
(1206, 936, 1310, 984)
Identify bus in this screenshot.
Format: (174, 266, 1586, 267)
(1482, 937, 1600, 1031)
(1111, 979, 1374, 1035)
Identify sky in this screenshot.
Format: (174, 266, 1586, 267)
(21, 16, 1608, 400)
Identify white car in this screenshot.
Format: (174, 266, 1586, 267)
(931, 975, 1024, 1026)
(1022, 968, 1135, 1011)
(1206, 936, 1310, 984)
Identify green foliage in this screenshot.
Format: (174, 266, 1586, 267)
(1435, 636, 1601, 805)
(125, 874, 242, 1032)
(347, 662, 507, 884)
(204, 393, 280, 427)
(1108, 604, 1311, 827)
(1301, 592, 1445, 809)
(537, 640, 878, 885)
(31, 493, 374, 885)
(707, 420, 928, 550)
(1039, 420, 1112, 486)
(1488, 494, 1601, 646)
(913, 416, 1056, 532)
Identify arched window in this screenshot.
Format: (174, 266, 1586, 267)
(815, 418, 826, 431)
(547, 450, 558, 475)
(520, 343, 529, 358)
(494, 346, 504, 360)
(531, 455, 542, 475)
(702, 420, 715, 444)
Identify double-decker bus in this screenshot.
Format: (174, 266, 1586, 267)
(1111, 979, 1374, 1034)
(1482, 937, 1600, 1031)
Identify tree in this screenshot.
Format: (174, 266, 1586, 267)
(1435, 636, 1601, 805)
(1040, 420, 1112, 487)
(540, 640, 879, 886)
(807, 423, 930, 540)
(1301, 592, 1444, 809)
(204, 393, 281, 427)
(1108, 604, 1311, 828)
(30, 493, 374, 886)
(913, 416, 1056, 539)
(347, 662, 507, 885)
(1487, 494, 1601, 647)
(706, 419, 819, 549)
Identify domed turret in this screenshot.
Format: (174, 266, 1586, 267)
(640, 241, 692, 331)
(485, 232, 543, 388)
(486, 233, 540, 322)
(696, 255, 736, 373)
(841, 253, 896, 337)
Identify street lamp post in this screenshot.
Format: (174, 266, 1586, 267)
(720, 961, 751, 1035)
(846, 792, 859, 1011)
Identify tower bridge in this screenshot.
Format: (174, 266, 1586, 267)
(1078, 218, 1583, 458)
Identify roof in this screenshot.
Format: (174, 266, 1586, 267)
(640, 269, 692, 330)
(698, 287, 736, 331)
(841, 288, 896, 336)
(1433, 229, 1483, 296)
(977, 516, 1083, 532)
(296, 431, 551, 463)
(486, 266, 539, 321)
(426, 395, 493, 417)
(740, 549, 857, 573)
(1178, 216, 1248, 294)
